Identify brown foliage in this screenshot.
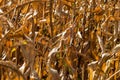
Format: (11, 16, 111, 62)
(0, 0, 120, 80)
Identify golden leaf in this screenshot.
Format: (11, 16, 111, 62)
(108, 16, 115, 22)
(43, 70, 47, 76)
(101, 63, 106, 72)
(92, 50, 99, 60)
(22, 40, 27, 45)
(0, 26, 2, 38)
(21, 4, 29, 14)
(94, 15, 103, 22)
(46, 16, 54, 23)
(11, 48, 16, 53)
(93, 6, 103, 14)
(31, 2, 39, 10)
(6, 40, 12, 47)
(0, 0, 2, 3)
(88, 67, 94, 80)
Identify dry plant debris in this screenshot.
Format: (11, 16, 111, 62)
(0, 0, 120, 80)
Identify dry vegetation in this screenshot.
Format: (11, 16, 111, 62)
(0, 0, 120, 80)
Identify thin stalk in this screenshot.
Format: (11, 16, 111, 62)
(49, 0, 53, 37)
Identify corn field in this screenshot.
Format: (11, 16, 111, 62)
(0, 0, 120, 80)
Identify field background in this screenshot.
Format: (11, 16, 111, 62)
(0, 0, 120, 80)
